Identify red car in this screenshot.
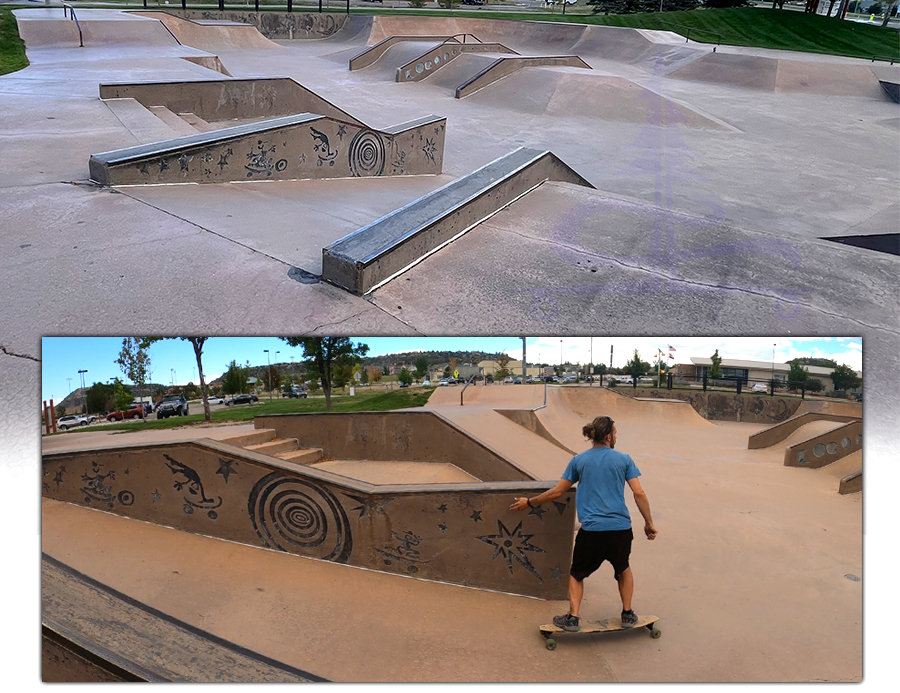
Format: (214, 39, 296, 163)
(107, 405, 144, 421)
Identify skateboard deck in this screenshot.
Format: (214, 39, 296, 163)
(539, 615, 660, 649)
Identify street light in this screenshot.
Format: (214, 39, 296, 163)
(66, 377, 72, 397)
(171, 368, 175, 389)
(772, 343, 776, 392)
(264, 349, 273, 401)
(560, 339, 563, 377)
(78, 369, 88, 414)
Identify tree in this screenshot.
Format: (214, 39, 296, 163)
(414, 356, 428, 382)
(55, 404, 66, 418)
(709, 349, 723, 380)
(116, 338, 150, 412)
(140, 338, 213, 422)
(86, 382, 114, 414)
(282, 338, 369, 411)
(398, 367, 413, 386)
(806, 378, 824, 393)
(495, 353, 512, 381)
(830, 364, 861, 392)
(787, 362, 809, 391)
(222, 360, 249, 396)
(624, 350, 650, 382)
(869, 1, 884, 12)
(449, 357, 458, 378)
(261, 365, 281, 393)
(113, 379, 134, 413)
(367, 366, 382, 383)
(593, 363, 608, 376)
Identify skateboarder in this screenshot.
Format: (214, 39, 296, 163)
(510, 415, 657, 631)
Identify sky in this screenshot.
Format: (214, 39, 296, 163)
(40, 336, 863, 404)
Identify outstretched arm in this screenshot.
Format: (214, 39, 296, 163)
(627, 477, 657, 540)
(510, 478, 573, 512)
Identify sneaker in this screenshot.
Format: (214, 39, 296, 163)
(553, 613, 580, 631)
(621, 610, 637, 628)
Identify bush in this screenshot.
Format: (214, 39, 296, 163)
(806, 378, 824, 393)
(608, 379, 618, 388)
(408, 0, 428, 6)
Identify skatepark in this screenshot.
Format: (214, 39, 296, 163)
(41, 383, 862, 682)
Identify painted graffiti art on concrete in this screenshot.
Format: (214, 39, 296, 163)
(80, 461, 117, 508)
(375, 530, 431, 574)
(245, 140, 283, 178)
(216, 458, 238, 484)
(248, 472, 352, 563)
(163, 453, 223, 519)
(342, 491, 391, 517)
(476, 520, 546, 581)
(422, 138, 437, 165)
(310, 127, 339, 167)
(348, 130, 386, 177)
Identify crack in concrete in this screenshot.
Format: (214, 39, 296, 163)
(0, 345, 40, 362)
(488, 224, 900, 335)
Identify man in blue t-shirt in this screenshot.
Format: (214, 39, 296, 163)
(511, 415, 657, 630)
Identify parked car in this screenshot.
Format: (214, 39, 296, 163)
(107, 404, 144, 421)
(422, 380, 431, 387)
(751, 382, 769, 393)
(57, 414, 90, 430)
(439, 379, 449, 386)
(208, 395, 226, 405)
(399, 382, 410, 388)
(226, 393, 255, 406)
(156, 394, 189, 418)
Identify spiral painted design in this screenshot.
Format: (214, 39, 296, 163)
(348, 130, 386, 178)
(248, 473, 352, 563)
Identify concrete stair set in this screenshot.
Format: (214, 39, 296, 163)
(222, 428, 324, 467)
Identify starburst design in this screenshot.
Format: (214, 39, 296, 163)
(337, 124, 347, 140)
(470, 510, 483, 523)
(437, 503, 448, 513)
(422, 138, 437, 164)
(528, 505, 547, 520)
(216, 458, 237, 483)
(476, 520, 545, 581)
(343, 492, 391, 517)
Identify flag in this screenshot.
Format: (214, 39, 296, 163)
(668, 345, 675, 359)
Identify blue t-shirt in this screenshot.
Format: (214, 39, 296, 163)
(561, 446, 641, 531)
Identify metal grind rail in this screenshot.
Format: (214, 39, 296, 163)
(62, 3, 83, 48)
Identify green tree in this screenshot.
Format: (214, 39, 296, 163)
(261, 364, 282, 394)
(806, 378, 824, 393)
(86, 382, 114, 414)
(116, 338, 150, 412)
(624, 350, 651, 381)
(415, 356, 429, 382)
(830, 364, 861, 392)
(708, 349, 723, 380)
(55, 404, 66, 418)
(222, 360, 249, 396)
(140, 338, 212, 422)
(282, 338, 369, 411)
(183, 382, 201, 400)
(869, 2, 883, 13)
(398, 367, 413, 386)
(113, 380, 134, 413)
(787, 362, 809, 391)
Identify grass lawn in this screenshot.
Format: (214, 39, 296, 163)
(0, 7, 28, 75)
(359, 6, 900, 60)
(45, 386, 435, 436)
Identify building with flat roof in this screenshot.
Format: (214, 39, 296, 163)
(671, 357, 861, 394)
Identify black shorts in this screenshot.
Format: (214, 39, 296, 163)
(569, 527, 633, 581)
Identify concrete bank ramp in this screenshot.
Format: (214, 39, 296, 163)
(15, 9, 179, 48)
(130, 11, 281, 51)
(42, 554, 322, 682)
(466, 68, 731, 129)
(814, 448, 862, 494)
(748, 411, 861, 449)
(794, 399, 863, 417)
(455, 56, 592, 98)
(321, 147, 592, 294)
(668, 52, 890, 99)
(784, 419, 862, 469)
(426, 383, 547, 408)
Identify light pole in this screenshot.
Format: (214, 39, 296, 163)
(590, 337, 593, 386)
(264, 349, 272, 400)
(78, 369, 87, 414)
(66, 377, 72, 398)
(772, 343, 776, 391)
(171, 369, 175, 389)
(560, 339, 563, 377)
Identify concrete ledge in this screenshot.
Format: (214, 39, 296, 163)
(455, 56, 592, 98)
(349, 35, 459, 71)
(321, 147, 593, 294)
(89, 113, 446, 185)
(839, 470, 862, 495)
(397, 42, 519, 83)
(879, 80, 899, 103)
(99, 77, 364, 126)
(785, 420, 862, 469)
(748, 411, 861, 449)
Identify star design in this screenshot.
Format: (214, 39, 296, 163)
(437, 503, 448, 513)
(337, 124, 347, 140)
(476, 520, 546, 581)
(528, 505, 547, 520)
(43, 483, 50, 493)
(124, 468, 130, 476)
(139, 162, 150, 175)
(470, 510, 483, 523)
(438, 522, 447, 533)
(553, 498, 571, 515)
(152, 489, 161, 503)
(216, 458, 237, 484)
(177, 153, 193, 172)
(550, 563, 563, 581)
(299, 153, 307, 165)
(422, 138, 437, 164)
(158, 158, 170, 172)
(343, 492, 391, 517)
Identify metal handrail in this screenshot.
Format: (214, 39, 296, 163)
(871, 55, 897, 64)
(659, 23, 722, 49)
(62, 3, 83, 48)
(445, 33, 483, 45)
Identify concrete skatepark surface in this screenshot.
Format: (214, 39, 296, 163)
(0, 4, 891, 684)
(40, 384, 862, 682)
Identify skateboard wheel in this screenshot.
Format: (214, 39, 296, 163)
(545, 639, 556, 650)
(651, 628, 661, 639)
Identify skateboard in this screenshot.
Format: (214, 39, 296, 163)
(539, 615, 660, 650)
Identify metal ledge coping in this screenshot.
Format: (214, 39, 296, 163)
(324, 147, 551, 265)
(90, 113, 323, 165)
